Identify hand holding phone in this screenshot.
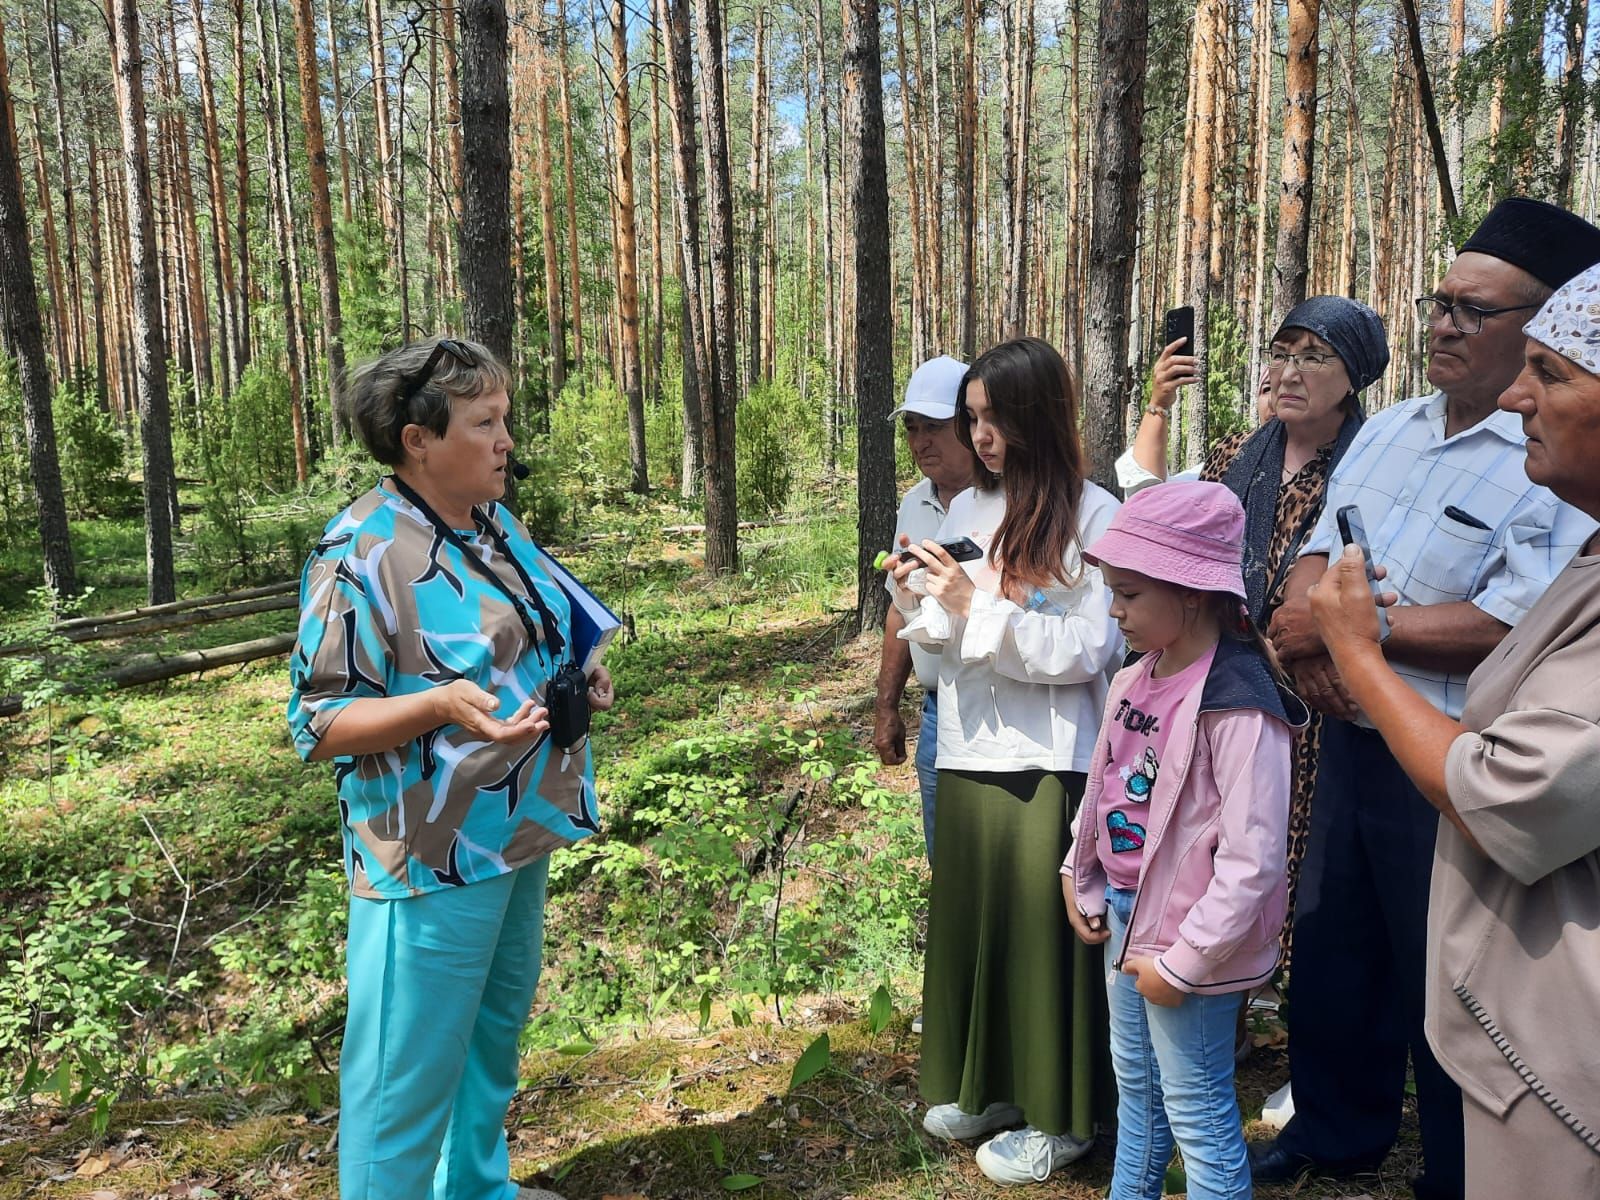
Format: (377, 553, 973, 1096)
(1162, 305, 1195, 351)
(1153, 307, 1200, 412)
(900, 536, 984, 566)
(1334, 505, 1391, 643)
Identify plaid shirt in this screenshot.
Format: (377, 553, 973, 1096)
(1301, 392, 1597, 720)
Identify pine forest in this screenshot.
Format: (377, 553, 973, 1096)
(0, 0, 1595, 1193)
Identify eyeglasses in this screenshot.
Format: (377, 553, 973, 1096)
(1414, 296, 1540, 336)
(1264, 349, 1339, 374)
(398, 337, 478, 406)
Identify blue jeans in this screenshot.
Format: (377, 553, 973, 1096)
(914, 691, 939, 861)
(339, 857, 550, 1200)
(1104, 885, 1249, 1200)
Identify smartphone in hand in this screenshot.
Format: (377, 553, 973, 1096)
(1163, 305, 1195, 351)
(901, 536, 984, 566)
(1335, 504, 1391, 642)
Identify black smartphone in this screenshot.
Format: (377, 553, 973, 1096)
(902, 536, 984, 565)
(1335, 505, 1391, 641)
(1163, 305, 1195, 351)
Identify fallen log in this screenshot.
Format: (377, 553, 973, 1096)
(53, 580, 298, 631)
(0, 631, 297, 719)
(0, 595, 298, 656)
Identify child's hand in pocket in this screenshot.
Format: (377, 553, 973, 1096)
(1123, 956, 1184, 1007)
(1063, 878, 1111, 945)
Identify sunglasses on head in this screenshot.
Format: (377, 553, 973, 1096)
(397, 338, 478, 407)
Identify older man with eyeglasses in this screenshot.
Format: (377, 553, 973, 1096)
(1249, 199, 1600, 1198)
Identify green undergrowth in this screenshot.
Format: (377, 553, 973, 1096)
(0, 480, 1422, 1198)
(0, 481, 931, 1150)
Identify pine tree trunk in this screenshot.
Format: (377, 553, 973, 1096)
(534, 34, 566, 406)
(189, 0, 239, 398)
(844, 0, 895, 633)
(813, 0, 838, 467)
(557, 0, 583, 371)
(264, 0, 318, 462)
(607, 0, 647, 492)
(84, 123, 111, 411)
(957, 0, 977, 358)
(364, 0, 400, 250)
(1184, 0, 1223, 463)
(892, 0, 925, 364)
(1243, 0, 1273, 390)
(658, 0, 708, 499)
(110, 0, 178, 604)
(744, 0, 766, 387)
(231, 0, 253, 372)
(1082, 0, 1146, 492)
(43, 0, 89, 395)
(161, 1, 215, 403)
(458, 0, 514, 371)
(16, 21, 70, 378)
(694, 0, 740, 574)
(1000, 0, 1035, 340)
(1272, 0, 1317, 326)
(1395, 0, 1457, 221)
(648, 8, 666, 409)
(1553, 0, 1587, 206)
(253, 0, 309, 483)
(0, 9, 78, 596)
(326, 0, 354, 225)
(290, 0, 349, 433)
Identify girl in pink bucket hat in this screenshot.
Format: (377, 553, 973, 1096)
(1064, 480, 1307, 1200)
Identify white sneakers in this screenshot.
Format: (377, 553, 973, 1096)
(920, 1100, 1023, 1139)
(975, 1126, 1095, 1184)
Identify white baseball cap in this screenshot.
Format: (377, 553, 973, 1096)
(890, 355, 969, 420)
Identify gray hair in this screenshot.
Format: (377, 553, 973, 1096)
(345, 336, 511, 466)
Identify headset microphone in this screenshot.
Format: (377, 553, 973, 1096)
(506, 454, 531, 481)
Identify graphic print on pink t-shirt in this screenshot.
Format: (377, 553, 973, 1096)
(1095, 646, 1214, 889)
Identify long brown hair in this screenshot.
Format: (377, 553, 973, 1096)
(956, 337, 1088, 596)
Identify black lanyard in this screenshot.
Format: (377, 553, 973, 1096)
(388, 475, 568, 667)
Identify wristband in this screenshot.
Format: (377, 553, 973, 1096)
(1144, 403, 1171, 419)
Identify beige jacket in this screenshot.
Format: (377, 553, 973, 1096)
(1429, 550, 1600, 1152)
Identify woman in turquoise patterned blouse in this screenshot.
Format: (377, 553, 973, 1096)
(288, 336, 612, 1200)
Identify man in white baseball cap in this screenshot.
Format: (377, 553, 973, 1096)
(873, 355, 980, 868)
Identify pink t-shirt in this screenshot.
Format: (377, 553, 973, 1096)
(1095, 646, 1215, 889)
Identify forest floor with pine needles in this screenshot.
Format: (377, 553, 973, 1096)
(1, 484, 1420, 1199)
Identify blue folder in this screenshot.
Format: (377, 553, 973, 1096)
(535, 545, 622, 673)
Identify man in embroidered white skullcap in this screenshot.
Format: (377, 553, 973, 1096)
(1301, 258, 1600, 1199)
(1253, 197, 1600, 1199)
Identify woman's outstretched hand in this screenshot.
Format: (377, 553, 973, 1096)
(432, 679, 550, 743)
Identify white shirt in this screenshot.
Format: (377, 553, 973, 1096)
(892, 481, 1124, 773)
(1300, 391, 1597, 720)
(893, 476, 949, 691)
(1114, 447, 1203, 497)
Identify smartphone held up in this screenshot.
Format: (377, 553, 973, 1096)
(1335, 504, 1391, 642)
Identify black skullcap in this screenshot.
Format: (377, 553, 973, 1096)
(1459, 197, 1600, 289)
(1273, 295, 1391, 393)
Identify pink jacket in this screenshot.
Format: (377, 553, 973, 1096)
(1065, 638, 1307, 994)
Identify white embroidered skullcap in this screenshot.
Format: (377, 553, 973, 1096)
(1524, 261, 1600, 377)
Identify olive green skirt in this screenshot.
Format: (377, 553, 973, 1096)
(919, 768, 1115, 1139)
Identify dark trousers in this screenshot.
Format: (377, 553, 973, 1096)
(1279, 718, 1464, 1199)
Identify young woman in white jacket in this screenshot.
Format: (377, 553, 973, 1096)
(887, 336, 1121, 1185)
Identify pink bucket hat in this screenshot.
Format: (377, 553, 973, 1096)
(1084, 481, 1247, 599)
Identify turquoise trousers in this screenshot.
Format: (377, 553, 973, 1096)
(339, 856, 550, 1200)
